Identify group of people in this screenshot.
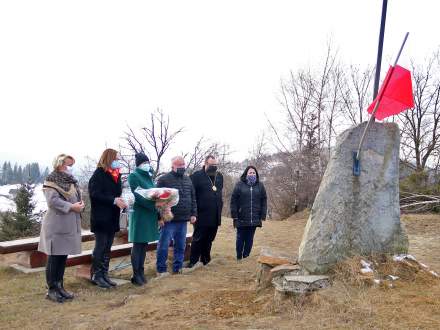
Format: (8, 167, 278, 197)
(37, 148, 267, 303)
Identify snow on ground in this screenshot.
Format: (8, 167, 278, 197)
(0, 184, 47, 213)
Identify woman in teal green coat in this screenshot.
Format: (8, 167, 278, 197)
(128, 153, 159, 286)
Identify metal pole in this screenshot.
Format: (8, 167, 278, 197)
(356, 32, 409, 161)
(373, 0, 388, 99)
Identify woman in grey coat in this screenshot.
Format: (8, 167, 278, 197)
(38, 154, 85, 303)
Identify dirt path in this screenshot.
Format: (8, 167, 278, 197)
(1, 213, 440, 329)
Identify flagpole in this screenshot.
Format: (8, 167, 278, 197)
(355, 32, 409, 162)
(373, 0, 388, 101)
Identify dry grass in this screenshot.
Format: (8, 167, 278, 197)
(1, 213, 440, 329)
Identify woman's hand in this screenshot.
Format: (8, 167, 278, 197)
(71, 201, 85, 213)
(115, 198, 128, 209)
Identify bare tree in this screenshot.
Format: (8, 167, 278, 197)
(399, 53, 440, 171)
(123, 108, 184, 176)
(77, 156, 98, 187)
(248, 132, 269, 171)
(337, 65, 374, 125)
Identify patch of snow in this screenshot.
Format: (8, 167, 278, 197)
(387, 275, 400, 281)
(360, 259, 371, 268)
(0, 184, 47, 213)
(430, 270, 439, 277)
(360, 259, 373, 274)
(360, 267, 373, 274)
(0, 195, 16, 212)
(0, 184, 20, 197)
(393, 254, 417, 262)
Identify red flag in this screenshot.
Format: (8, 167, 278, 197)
(367, 65, 414, 120)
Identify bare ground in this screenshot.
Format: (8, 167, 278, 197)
(1, 212, 440, 329)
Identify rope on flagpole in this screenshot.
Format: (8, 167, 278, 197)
(355, 32, 409, 162)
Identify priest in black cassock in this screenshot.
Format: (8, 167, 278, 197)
(186, 155, 223, 267)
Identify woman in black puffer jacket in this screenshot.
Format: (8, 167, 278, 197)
(230, 166, 267, 260)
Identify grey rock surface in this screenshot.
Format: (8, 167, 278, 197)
(298, 122, 408, 274)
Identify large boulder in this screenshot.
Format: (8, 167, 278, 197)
(298, 122, 408, 274)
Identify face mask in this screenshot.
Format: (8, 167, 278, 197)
(176, 167, 185, 177)
(207, 165, 218, 174)
(246, 175, 257, 185)
(64, 166, 73, 175)
(111, 160, 121, 169)
(139, 163, 151, 172)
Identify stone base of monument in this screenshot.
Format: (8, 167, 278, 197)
(256, 247, 299, 290)
(256, 247, 331, 301)
(272, 275, 330, 298)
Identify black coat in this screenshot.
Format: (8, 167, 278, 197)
(156, 171, 197, 222)
(230, 179, 267, 228)
(190, 168, 223, 227)
(88, 167, 122, 233)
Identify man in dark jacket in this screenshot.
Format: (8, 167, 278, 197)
(187, 155, 223, 267)
(156, 156, 197, 275)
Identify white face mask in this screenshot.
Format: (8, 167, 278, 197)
(64, 166, 73, 175)
(139, 163, 151, 172)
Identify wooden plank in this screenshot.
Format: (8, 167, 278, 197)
(66, 234, 193, 268)
(0, 229, 129, 254)
(0, 231, 95, 254)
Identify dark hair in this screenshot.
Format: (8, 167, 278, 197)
(205, 154, 216, 163)
(240, 165, 259, 183)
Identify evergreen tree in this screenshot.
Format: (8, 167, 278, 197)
(0, 162, 6, 185)
(17, 166, 23, 183)
(40, 167, 50, 183)
(12, 164, 18, 183)
(0, 180, 39, 240)
(6, 162, 13, 184)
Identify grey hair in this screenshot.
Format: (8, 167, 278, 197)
(171, 156, 185, 164)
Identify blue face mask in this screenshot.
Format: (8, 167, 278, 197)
(246, 175, 257, 185)
(139, 163, 151, 172)
(111, 160, 121, 169)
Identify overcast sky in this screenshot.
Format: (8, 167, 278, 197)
(1, 0, 439, 170)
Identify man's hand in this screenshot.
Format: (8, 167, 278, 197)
(71, 201, 85, 213)
(190, 216, 197, 224)
(158, 220, 165, 228)
(115, 198, 128, 209)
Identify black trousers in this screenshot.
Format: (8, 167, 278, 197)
(131, 242, 148, 274)
(45, 255, 68, 288)
(92, 231, 115, 274)
(189, 225, 218, 265)
(236, 226, 257, 260)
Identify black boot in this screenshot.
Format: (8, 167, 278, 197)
(103, 254, 117, 287)
(131, 272, 144, 286)
(45, 257, 64, 303)
(55, 256, 73, 299)
(130, 248, 145, 286)
(91, 257, 111, 289)
(139, 244, 148, 284)
(56, 281, 74, 300)
(46, 286, 65, 303)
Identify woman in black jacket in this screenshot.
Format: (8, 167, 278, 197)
(230, 166, 267, 260)
(88, 148, 127, 288)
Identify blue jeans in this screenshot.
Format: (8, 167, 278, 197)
(156, 221, 187, 273)
(236, 226, 257, 260)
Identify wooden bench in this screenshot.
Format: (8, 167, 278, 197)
(0, 230, 127, 268)
(73, 234, 193, 278)
(1, 230, 193, 272)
